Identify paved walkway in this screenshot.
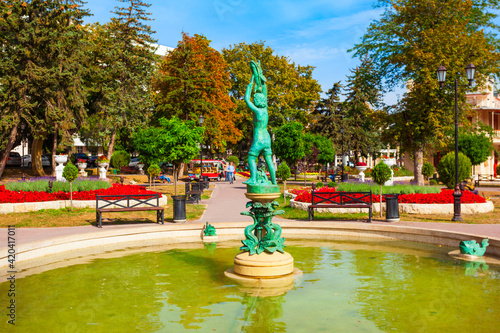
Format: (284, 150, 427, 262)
(2, 177, 500, 248)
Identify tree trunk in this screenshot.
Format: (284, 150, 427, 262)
(178, 162, 185, 180)
(173, 165, 178, 196)
(379, 184, 383, 218)
(0, 124, 19, 178)
(106, 130, 116, 171)
(414, 149, 424, 186)
(31, 136, 46, 177)
(294, 163, 297, 181)
(283, 180, 287, 205)
(51, 125, 58, 176)
(70, 182, 73, 210)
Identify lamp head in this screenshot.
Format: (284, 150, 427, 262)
(436, 65, 447, 87)
(465, 63, 475, 85)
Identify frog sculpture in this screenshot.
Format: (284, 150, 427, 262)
(203, 222, 217, 237)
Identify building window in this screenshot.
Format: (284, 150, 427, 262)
(77, 146, 84, 153)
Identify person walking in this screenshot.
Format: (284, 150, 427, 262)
(227, 162, 236, 184)
(223, 161, 229, 182)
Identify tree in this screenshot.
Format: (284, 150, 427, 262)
(273, 122, 305, 180)
(62, 161, 79, 210)
(82, 0, 158, 166)
(147, 164, 161, 190)
(222, 41, 321, 154)
(437, 152, 472, 189)
(350, 0, 500, 186)
(0, 0, 90, 178)
(276, 162, 291, 205)
(421, 162, 435, 185)
(458, 132, 494, 167)
(371, 162, 392, 217)
(111, 150, 131, 170)
(153, 33, 241, 156)
(132, 117, 204, 195)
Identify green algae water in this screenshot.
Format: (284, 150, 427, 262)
(1, 240, 499, 332)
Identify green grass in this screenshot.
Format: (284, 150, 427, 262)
(5, 179, 111, 192)
(336, 182, 441, 195)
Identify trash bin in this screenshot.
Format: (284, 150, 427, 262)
(341, 173, 348, 182)
(384, 194, 400, 222)
(172, 195, 186, 223)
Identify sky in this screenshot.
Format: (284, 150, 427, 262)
(82, 0, 402, 103)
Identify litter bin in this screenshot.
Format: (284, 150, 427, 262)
(172, 195, 186, 223)
(384, 194, 400, 222)
(341, 173, 348, 182)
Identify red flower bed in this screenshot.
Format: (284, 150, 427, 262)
(0, 184, 159, 204)
(293, 188, 486, 204)
(237, 172, 251, 177)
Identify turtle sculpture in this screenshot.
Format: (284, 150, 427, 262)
(459, 239, 489, 257)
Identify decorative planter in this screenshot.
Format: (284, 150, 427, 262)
(98, 162, 109, 180)
(382, 159, 395, 186)
(355, 165, 369, 182)
(77, 163, 87, 177)
(55, 155, 68, 181)
(137, 163, 145, 175)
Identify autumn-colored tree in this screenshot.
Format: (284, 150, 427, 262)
(351, 0, 500, 185)
(154, 33, 241, 156)
(222, 41, 321, 155)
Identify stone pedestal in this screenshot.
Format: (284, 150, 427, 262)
(233, 251, 293, 277)
(98, 162, 108, 180)
(54, 155, 68, 181)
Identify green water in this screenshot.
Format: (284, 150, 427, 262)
(1, 240, 499, 332)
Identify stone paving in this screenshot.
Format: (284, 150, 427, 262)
(2, 177, 500, 249)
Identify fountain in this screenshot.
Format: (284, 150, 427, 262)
(224, 61, 301, 290)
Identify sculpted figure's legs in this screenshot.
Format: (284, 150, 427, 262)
(264, 153, 276, 185)
(243, 153, 258, 185)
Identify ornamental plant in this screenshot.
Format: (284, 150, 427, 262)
(496, 163, 500, 177)
(371, 162, 392, 217)
(356, 161, 367, 166)
(437, 152, 472, 189)
(227, 156, 239, 166)
(111, 150, 131, 169)
(148, 164, 161, 190)
(276, 162, 291, 204)
(98, 155, 110, 164)
(421, 162, 435, 185)
(62, 161, 79, 210)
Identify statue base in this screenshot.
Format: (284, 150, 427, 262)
(448, 250, 500, 265)
(233, 251, 293, 277)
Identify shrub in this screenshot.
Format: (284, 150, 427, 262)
(227, 156, 239, 166)
(371, 162, 392, 186)
(147, 164, 161, 178)
(111, 150, 131, 169)
(62, 161, 79, 183)
(276, 162, 291, 181)
(429, 179, 438, 186)
(437, 152, 472, 189)
(422, 162, 435, 179)
(328, 181, 336, 187)
(496, 163, 500, 176)
(316, 181, 324, 188)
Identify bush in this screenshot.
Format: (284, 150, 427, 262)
(437, 152, 472, 189)
(328, 181, 336, 187)
(496, 163, 500, 176)
(147, 164, 161, 178)
(276, 161, 291, 181)
(62, 161, 79, 183)
(371, 162, 392, 186)
(429, 179, 438, 186)
(111, 150, 131, 169)
(422, 162, 435, 179)
(227, 156, 239, 166)
(316, 181, 324, 188)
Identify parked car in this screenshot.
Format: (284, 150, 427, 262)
(71, 153, 89, 164)
(88, 156, 98, 168)
(22, 154, 51, 167)
(7, 152, 21, 167)
(129, 157, 141, 169)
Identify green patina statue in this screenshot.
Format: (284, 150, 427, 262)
(240, 200, 285, 255)
(459, 239, 489, 257)
(243, 60, 277, 187)
(203, 222, 217, 236)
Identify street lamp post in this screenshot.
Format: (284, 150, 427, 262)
(341, 122, 345, 182)
(21, 123, 26, 180)
(198, 114, 204, 181)
(436, 63, 476, 222)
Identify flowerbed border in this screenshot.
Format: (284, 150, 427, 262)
(0, 196, 168, 214)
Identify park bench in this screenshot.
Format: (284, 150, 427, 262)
(120, 166, 138, 174)
(184, 181, 205, 204)
(96, 193, 164, 228)
(474, 174, 500, 187)
(308, 189, 373, 222)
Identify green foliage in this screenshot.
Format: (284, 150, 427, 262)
(276, 162, 291, 181)
(429, 179, 438, 186)
(422, 162, 435, 179)
(328, 182, 337, 187)
(458, 132, 494, 166)
(147, 164, 161, 178)
(273, 122, 305, 166)
(437, 152, 472, 189)
(496, 164, 500, 176)
(132, 117, 204, 167)
(62, 161, 79, 183)
(111, 150, 131, 169)
(371, 162, 392, 186)
(393, 167, 413, 177)
(6, 179, 111, 193)
(336, 182, 441, 195)
(316, 182, 324, 188)
(227, 156, 239, 166)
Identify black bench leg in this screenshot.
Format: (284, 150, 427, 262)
(308, 207, 313, 221)
(97, 211, 102, 228)
(368, 207, 372, 223)
(161, 210, 164, 224)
